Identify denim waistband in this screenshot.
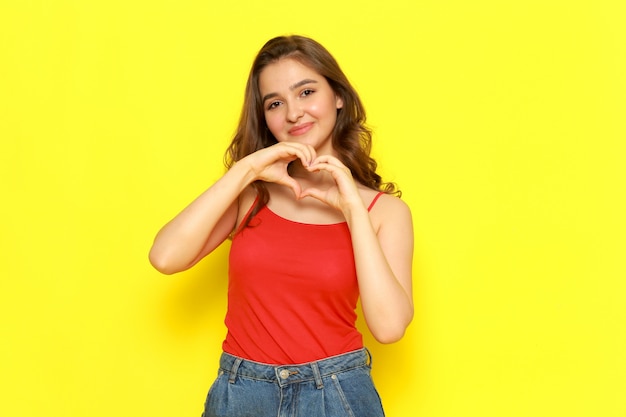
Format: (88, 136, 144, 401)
(219, 348, 371, 388)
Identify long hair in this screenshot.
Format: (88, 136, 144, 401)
(225, 35, 399, 226)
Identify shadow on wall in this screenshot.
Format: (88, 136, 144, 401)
(157, 242, 231, 340)
(357, 234, 427, 407)
(357, 302, 416, 402)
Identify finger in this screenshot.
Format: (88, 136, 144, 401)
(294, 143, 317, 167)
(302, 145, 317, 167)
(311, 154, 344, 167)
(307, 162, 351, 179)
(280, 175, 302, 199)
(276, 143, 304, 161)
(281, 142, 315, 167)
(299, 187, 324, 201)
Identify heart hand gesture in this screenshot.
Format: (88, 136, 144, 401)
(243, 142, 316, 199)
(301, 155, 363, 213)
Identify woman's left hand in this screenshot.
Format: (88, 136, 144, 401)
(300, 155, 363, 213)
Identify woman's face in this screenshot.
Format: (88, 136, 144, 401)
(259, 58, 343, 155)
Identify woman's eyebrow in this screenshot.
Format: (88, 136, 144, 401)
(262, 79, 318, 103)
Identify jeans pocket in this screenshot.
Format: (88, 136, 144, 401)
(328, 367, 385, 417)
(329, 374, 357, 417)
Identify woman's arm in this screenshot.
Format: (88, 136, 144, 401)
(302, 156, 414, 343)
(149, 142, 317, 275)
(345, 195, 414, 343)
(148, 161, 255, 275)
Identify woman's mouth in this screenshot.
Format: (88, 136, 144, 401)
(288, 122, 314, 136)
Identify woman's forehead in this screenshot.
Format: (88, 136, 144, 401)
(259, 58, 325, 94)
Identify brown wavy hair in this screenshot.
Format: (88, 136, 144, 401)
(225, 35, 399, 226)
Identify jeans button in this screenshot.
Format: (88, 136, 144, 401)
(279, 369, 290, 379)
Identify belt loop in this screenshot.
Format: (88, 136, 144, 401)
(228, 357, 242, 384)
(311, 361, 324, 389)
(364, 347, 373, 367)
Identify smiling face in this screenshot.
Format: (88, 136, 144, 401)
(259, 58, 344, 155)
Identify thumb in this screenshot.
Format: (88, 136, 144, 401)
(281, 176, 302, 199)
(299, 187, 324, 202)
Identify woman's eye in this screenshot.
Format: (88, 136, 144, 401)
(267, 101, 281, 110)
(301, 89, 314, 97)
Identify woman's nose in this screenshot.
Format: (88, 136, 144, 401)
(286, 102, 304, 122)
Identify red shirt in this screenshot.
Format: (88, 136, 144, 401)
(223, 194, 382, 364)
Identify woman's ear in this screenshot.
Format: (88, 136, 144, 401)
(336, 95, 344, 109)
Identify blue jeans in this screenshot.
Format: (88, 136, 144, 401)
(202, 348, 385, 417)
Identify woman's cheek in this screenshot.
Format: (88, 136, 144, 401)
(265, 115, 284, 140)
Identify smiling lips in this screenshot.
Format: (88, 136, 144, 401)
(288, 122, 314, 136)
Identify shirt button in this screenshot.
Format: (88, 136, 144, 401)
(279, 370, 290, 379)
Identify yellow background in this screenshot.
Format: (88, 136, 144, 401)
(2, 1, 625, 416)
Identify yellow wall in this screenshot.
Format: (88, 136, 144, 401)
(2, 1, 625, 416)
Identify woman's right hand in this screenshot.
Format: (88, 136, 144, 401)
(242, 142, 316, 198)
(149, 141, 315, 274)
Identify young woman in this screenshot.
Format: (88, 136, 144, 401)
(149, 35, 414, 417)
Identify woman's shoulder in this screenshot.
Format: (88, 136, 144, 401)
(240, 185, 258, 204)
(359, 186, 408, 210)
(364, 188, 412, 230)
(235, 185, 260, 227)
